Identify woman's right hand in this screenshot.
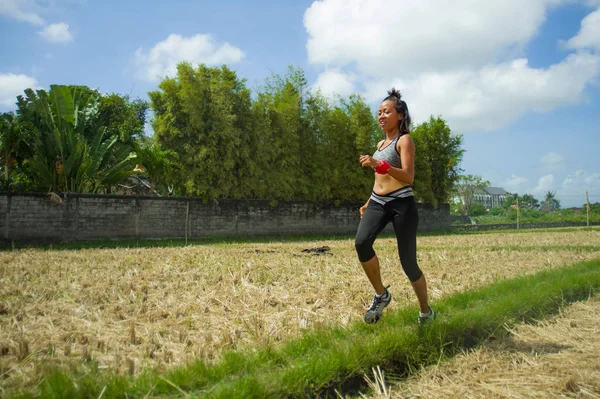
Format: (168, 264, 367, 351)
(359, 154, 380, 169)
(360, 204, 367, 218)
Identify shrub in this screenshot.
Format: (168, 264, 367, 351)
(469, 202, 487, 216)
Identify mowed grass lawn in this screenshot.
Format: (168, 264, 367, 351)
(1, 227, 599, 394)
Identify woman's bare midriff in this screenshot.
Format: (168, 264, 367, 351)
(373, 173, 409, 195)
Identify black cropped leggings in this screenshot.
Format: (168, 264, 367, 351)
(355, 196, 423, 282)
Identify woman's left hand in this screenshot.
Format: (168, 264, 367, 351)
(359, 154, 380, 168)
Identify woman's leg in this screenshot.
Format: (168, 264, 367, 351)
(360, 255, 386, 295)
(391, 197, 431, 313)
(355, 201, 391, 295)
(410, 275, 430, 314)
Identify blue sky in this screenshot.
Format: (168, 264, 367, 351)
(1, 0, 599, 207)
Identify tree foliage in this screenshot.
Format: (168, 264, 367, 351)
(411, 116, 464, 205)
(149, 64, 380, 202)
(454, 174, 490, 216)
(519, 194, 540, 210)
(132, 137, 178, 195)
(149, 63, 254, 200)
(469, 202, 487, 216)
(587, 202, 600, 213)
(4, 65, 467, 204)
(14, 85, 138, 193)
(0, 112, 35, 187)
(99, 94, 149, 143)
(542, 190, 560, 210)
(503, 192, 540, 211)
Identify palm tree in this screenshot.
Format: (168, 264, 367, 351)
(543, 191, 560, 211)
(21, 85, 136, 193)
(132, 137, 179, 195)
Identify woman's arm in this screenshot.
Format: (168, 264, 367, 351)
(386, 135, 415, 185)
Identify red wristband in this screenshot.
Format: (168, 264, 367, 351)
(374, 160, 391, 174)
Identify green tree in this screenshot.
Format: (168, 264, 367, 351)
(519, 193, 540, 210)
(454, 174, 490, 216)
(133, 137, 178, 195)
(150, 63, 252, 201)
(502, 193, 540, 210)
(299, 91, 378, 201)
(469, 202, 487, 216)
(321, 105, 356, 200)
(258, 67, 305, 200)
(148, 63, 463, 204)
(17, 86, 103, 142)
(542, 190, 560, 210)
(99, 94, 149, 144)
(411, 132, 435, 204)
(411, 116, 464, 205)
(18, 85, 136, 193)
(342, 95, 380, 200)
(502, 192, 518, 208)
(349, 94, 379, 154)
(0, 112, 34, 187)
(586, 202, 600, 213)
(301, 91, 331, 200)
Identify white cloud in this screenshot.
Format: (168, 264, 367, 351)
(533, 174, 555, 195)
(303, 0, 600, 132)
(562, 170, 600, 191)
(565, 8, 600, 52)
(310, 69, 356, 100)
(305, 0, 562, 76)
(560, 170, 600, 206)
(505, 175, 529, 190)
(133, 33, 245, 82)
(540, 152, 566, 172)
(37, 22, 73, 43)
(380, 53, 599, 131)
(585, 173, 600, 185)
(0, 0, 44, 25)
(500, 170, 600, 207)
(0, 0, 85, 25)
(0, 72, 38, 107)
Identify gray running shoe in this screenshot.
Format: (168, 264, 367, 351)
(364, 286, 392, 324)
(418, 307, 436, 325)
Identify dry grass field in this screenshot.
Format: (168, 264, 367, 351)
(364, 296, 600, 399)
(0, 228, 599, 393)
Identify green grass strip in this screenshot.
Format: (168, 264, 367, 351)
(11, 258, 600, 399)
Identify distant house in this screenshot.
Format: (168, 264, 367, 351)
(472, 186, 509, 209)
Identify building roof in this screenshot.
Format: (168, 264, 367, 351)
(484, 187, 509, 195)
(472, 186, 508, 196)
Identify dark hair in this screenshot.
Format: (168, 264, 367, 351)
(383, 88, 411, 135)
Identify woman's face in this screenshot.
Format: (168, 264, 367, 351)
(378, 100, 402, 132)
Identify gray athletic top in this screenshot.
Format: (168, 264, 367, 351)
(373, 135, 402, 169)
(370, 134, 414, 203)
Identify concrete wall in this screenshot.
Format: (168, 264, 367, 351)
(0, 193, 452, 244)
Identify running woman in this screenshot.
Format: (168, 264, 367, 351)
(355, 88, 435, 325)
